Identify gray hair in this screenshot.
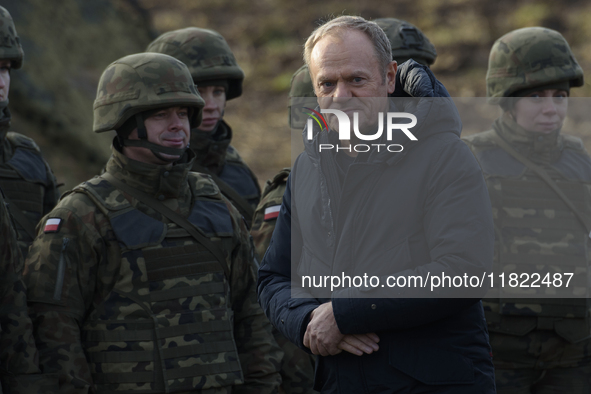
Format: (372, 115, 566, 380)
(303, 15, 393, 82)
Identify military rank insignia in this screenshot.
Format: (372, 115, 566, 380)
(43, 218, 62, 233)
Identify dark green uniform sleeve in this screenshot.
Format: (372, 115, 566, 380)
(226, 198, 283, 394)
(251, 169, 289, 260)
(251, 169, 317, 394)
(0, 193, 60, 393)
(25, 194, 113, 393)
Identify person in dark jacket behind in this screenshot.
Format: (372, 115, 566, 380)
(258, 15, 496, 393)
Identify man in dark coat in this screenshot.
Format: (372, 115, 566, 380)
(258, 15, 496, 393)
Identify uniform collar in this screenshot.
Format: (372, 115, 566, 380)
(190, 119, 232, 174)
(494, 112, 563, 162)
(105, 141, 196, 199)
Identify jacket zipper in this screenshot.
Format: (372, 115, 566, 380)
(53, 237, 69, 301)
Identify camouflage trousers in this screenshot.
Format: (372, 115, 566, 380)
(491, 330, 591, 393)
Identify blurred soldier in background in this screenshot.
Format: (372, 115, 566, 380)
(463, 27, 591, 393)
(0, 188, 57, 393)
(0, 6, 59, 258)
(147, 28, 261, 227)
(24, 52, 281, 393)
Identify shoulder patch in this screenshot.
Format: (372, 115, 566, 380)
(43, 218, 62, 233)
(263, 205, 281, 221)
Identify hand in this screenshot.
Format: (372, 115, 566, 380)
(338, 333, 380, 356)
(304, 302, 343, 356)
(303, 302, 380, 356)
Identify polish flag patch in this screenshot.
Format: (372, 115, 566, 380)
(43, 218, 62, 233)
(263, 205, 281, 221)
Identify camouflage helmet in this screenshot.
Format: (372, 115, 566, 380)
(0, 6, 24, 69)
(374, 18, 437, 66)
(487, 27, 584, 102)
(146, 27, 244, 100)
(288, 64, 315, 129)
(93, 52, 204, 133)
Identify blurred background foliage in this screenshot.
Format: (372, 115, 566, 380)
(5, 0, 591, 191)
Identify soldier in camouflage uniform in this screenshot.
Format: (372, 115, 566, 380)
(0, 6, 59, 258)
(463, 27, 591, 392)
(146, 28, 261, 228)
(0, 188, 58, 393)
(24, 52, 282, 393)
(250, 19, 439, 394)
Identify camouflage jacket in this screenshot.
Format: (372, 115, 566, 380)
(190, 121, 261, 225)
(0, 107, 59, 258)
(251, 168, 289, 260)
(463, 114, 591, 356)
(250, 168, 317, 394)
(24, 146, 281, 393)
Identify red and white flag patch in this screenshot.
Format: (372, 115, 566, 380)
(43, 218, 62, 233)
(263, 205, 281, 221)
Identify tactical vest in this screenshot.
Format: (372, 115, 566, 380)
(475, 132, 591, 343)
(218, 146, 260, 210)
(75, 175, 244, 393)
(0, 132, 50, 256)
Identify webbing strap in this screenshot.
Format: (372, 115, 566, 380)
(84, 320, 233, 342)
(166, 360, 242, 380)
(149, 282, 226, 302)
(492, 132, 591, 237)
(502, 197, 583, 210)
(193, 164, 255, 225)
(92, 371, 154, 384)
(502, 216, 580, 230)
(87, 340, 237, 364)
(502, 253, 586, 267)
(101, 172, 230, 280)
(2, 193, 37, 239)
(160, 340, 237, 359)
(0, 168, 20, 178)
(87, 350, 154, 363)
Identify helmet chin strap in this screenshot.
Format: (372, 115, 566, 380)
(121, 113, 188, 163)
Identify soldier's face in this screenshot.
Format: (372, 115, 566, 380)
(309, 30, 396, 138)
(512, 89, 568, 134)
(0, 60, 11, 102)
(197, 85, 227, 132)
(125, 106, 190, 165)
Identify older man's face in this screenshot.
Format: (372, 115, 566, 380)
(309, 29, 397, 134)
